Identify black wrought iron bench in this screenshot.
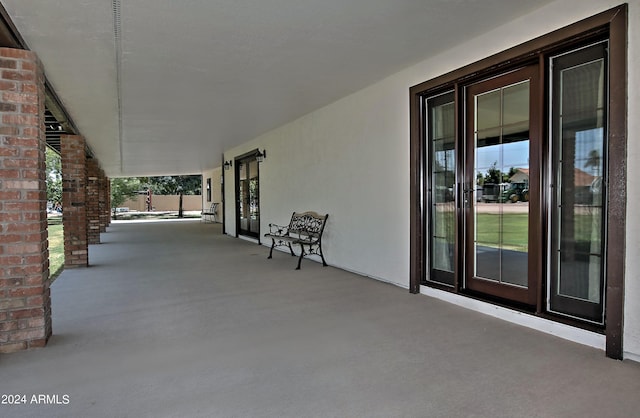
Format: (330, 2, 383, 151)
(264, 211, 328, 270)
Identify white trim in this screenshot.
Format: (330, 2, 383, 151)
(420, 285, 606, 350)
(623, 351, 640, 364)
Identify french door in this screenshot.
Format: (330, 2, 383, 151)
(415, 8, 624, 355)
(235, 154, 260, 239)
(426, 65, 540, 306)
(425, 44, 608, 323)
(464, 66, 540, 305)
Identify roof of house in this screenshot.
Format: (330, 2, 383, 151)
(510, 167, 596, 186)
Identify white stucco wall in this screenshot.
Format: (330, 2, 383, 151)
(222, 0, 639, 359)
(225, 75, 410, 285)
(202, 167, 223, 212)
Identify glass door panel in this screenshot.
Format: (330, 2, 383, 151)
(474, 83, 530, 287)
(236, 156, 260, 238)
(465, 66, 538, 305)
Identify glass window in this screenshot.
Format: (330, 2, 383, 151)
(427, 92, 456, 286)
(549, 42, 607, 323)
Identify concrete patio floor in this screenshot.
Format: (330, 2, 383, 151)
(2, 220, 640, 418)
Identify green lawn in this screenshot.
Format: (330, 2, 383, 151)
(475, 212, 599, 251)
(432, 210, 531, 251)
(433, 210, 599, 252)
(476, 213, 529, 251)
(47, 218, 64, 280)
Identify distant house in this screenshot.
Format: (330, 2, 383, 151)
(571, 168, 598, 188)
(509, 167, 595, 186)
(509, 167, 597, 203)
(509, 168, 530, 184)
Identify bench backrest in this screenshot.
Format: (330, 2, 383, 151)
(288, 211, 328, 239)
(203, 202, 218, 214)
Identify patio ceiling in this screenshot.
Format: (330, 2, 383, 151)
(1, 0, 554, 177)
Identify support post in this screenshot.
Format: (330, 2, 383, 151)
(0, 48, 51, 352)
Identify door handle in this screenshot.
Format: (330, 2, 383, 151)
(463, 187, 474, 207)
(456, 184, 474, 208)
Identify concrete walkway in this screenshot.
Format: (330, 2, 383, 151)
(2, 220, 640, 418)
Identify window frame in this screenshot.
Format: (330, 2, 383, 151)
(425, 90, 457, 288)
(548, 41, 609, 324)
(409, 4, 627, 359)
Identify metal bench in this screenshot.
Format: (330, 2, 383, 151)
(201, 202, 219, 223)
(264, 211, 328, 270)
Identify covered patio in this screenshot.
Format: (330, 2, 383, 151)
(3, 220, 640, 417)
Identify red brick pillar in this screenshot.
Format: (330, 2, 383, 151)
(0, 48, 51, 353)
(107, 178, 111, 226)
(98, 169, 108, 233)
(86, 158, 100, 244)
(61, 134, 88, 267)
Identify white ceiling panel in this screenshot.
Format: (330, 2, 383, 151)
(2, 0, 553, 176)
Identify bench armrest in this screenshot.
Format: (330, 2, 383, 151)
(267, 223, 289, 236)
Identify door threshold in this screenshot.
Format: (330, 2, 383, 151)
(420, 285, 605, 351)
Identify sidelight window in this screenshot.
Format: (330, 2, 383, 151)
(426, 92, 456, 287)
(549, 41, 608, 324)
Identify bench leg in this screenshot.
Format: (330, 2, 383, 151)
(296, 244, 306, 270)
(287, 242, 296, 256)
(268, 239, 275, 259)
(318, 244, 328, 267)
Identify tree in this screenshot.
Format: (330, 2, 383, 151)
(484, 162, 505, 184)
(45, 147, 62, 209)
(110, 178, 142, 218)
(584, 149, 601, 177)
(110, 175, 201, 218)
(147, 175, 202, 218)
(147, 175, 201, 195)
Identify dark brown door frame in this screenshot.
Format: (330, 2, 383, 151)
(234, 149, 262, 242)
(409, 4, 627, 359)
(221, 153, 227, 235)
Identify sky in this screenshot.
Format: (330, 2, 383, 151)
(475, 127, 604, 176)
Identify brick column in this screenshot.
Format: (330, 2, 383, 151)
(98, 169, 108, 233)
(0, 48, 51, 353)
(107, 178, 111, 227)
(86, 158, 100, 244)
(61, 135, 88, 267)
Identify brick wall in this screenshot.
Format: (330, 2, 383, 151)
(86, 158, 100, 244)
(0, 48, 51, 353)
(98, 169, 108, 233)
(106, 176, 111, 227)
(61, 135, 88, 267)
